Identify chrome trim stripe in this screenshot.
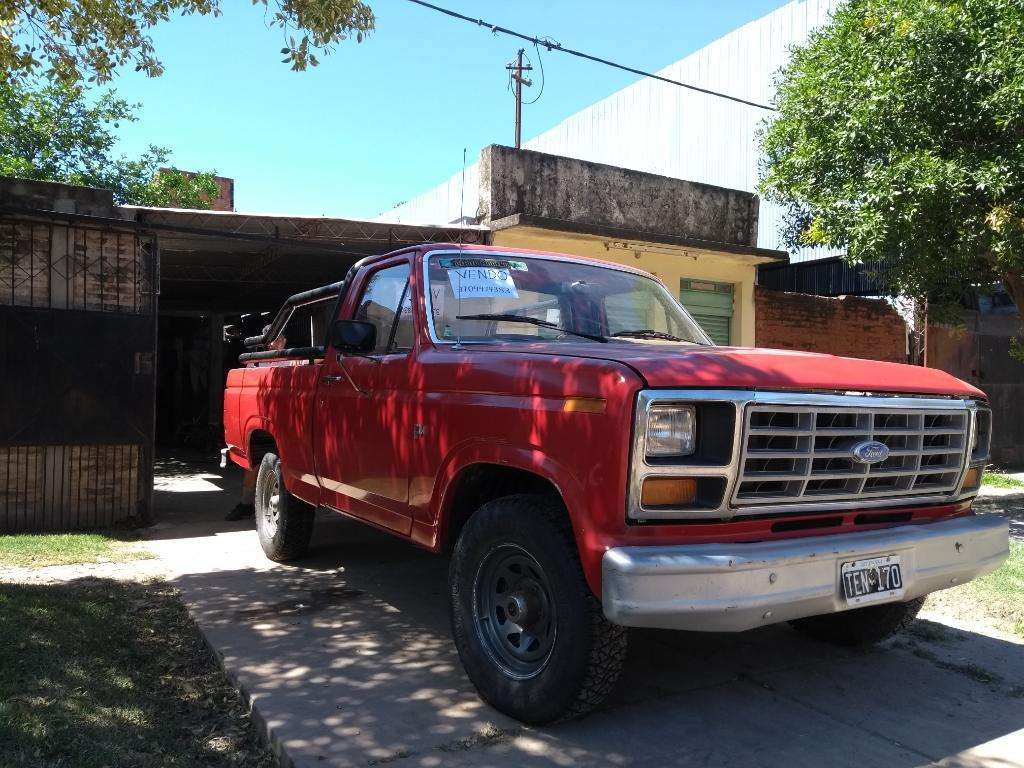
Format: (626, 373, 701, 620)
(628, 389, 986, 522)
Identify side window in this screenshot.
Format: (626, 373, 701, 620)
(278, 296, 334, 349)
(391, 286, 414, 351)
(353, 263, 412, 353)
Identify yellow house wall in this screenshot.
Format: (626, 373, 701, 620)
(490, 227, 764, 347)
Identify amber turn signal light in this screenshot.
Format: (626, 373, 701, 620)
(562, 397, 606, 414)
(641, 477, 697, 507)
(962, 467, 982, 491)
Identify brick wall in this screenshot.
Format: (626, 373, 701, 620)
(755, 287, 907, 363)
(208, 175, 235, 211)
(157, 170, 234, 211)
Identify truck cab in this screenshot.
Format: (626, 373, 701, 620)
(223, 244, 1009, 724)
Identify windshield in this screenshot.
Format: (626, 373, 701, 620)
(426, 253, 711, 345)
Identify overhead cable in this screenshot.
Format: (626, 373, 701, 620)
(402, 0, 777, 111)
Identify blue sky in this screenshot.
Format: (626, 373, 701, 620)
(111, 0, 789, 218)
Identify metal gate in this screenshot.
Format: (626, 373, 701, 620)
(0, 213, 157, 532)
(927, 315, 1024, 466)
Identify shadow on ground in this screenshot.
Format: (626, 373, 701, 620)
(975, 491, 1024, 540)
(149, 457, 248, 537)
(149, 462, 1024, 767)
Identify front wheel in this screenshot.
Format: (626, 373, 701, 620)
(449, 494, 628, 724)
(789, 597, 925, 646)
(254, 452, 314, 562)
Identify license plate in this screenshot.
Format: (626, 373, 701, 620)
(840, 555, 904, 606)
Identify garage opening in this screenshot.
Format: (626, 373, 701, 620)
(143, 207, 487, 463)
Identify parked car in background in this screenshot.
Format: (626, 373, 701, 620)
(223, 244, 1009, 723)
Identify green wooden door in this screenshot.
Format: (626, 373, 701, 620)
(680, 279, 734, 345)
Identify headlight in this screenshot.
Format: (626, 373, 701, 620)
(645, 404, 696, 458)
(971, 407, 992, 460)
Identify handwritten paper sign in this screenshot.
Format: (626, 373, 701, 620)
(447, 266, 519, 300)
(430, 284, 446, 320)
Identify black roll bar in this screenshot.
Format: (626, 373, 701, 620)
(238, 346, 325, 363)
(239, 256, 373, 363)
(242, 280, 347, 349)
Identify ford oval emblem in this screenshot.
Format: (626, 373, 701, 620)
(851, 440, 890, 465)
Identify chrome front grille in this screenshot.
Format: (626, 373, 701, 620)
(734, 404, 970, 506)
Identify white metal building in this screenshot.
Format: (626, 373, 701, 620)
(378, 0, 839, 262)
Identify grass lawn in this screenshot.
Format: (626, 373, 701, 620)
(928, 539, 1024, 639)
(0, 532, 154, 568)
(982, 471, 1024, 490)
(967, 539, 1024, 637)
(0, 578, 275, 768)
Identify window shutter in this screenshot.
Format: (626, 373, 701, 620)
(680, 279, 734, 345)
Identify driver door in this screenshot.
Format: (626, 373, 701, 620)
(315, 260, 415, 534)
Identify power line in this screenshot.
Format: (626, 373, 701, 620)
(521, 44, 545, 105)
(402, 0, 776, 112)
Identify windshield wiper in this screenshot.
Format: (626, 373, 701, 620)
(610, 329, 690, 342)
(455, 313, 607, 343)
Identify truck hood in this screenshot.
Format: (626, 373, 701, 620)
(473, 342, 985, 398)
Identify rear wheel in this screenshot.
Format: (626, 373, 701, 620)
(254, 452, 314, 562)
(449, 494, 627, 724)
(789, 597, 925, 646)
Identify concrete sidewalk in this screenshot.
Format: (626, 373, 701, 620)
(143, 462, 1024, 768)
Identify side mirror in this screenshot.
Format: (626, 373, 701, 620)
(329, 320, 376, 353)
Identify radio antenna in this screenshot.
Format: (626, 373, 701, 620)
(459, 146, 467, 224)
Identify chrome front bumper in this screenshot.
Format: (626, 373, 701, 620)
(602, 515, 1009, 632)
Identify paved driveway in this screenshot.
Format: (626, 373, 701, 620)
(146, 462, 1024, 768)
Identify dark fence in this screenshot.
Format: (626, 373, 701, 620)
(0, 214, 157, 532)
(758, 256, 897, 297)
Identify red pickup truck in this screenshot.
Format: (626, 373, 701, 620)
(223, 244, 1008, 723)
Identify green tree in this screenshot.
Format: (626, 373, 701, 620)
(759, 0, 1024, 336)
(0, 0, 374, 85)
(0, 78, 219, 208)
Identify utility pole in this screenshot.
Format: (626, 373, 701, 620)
(506, 49, 533, 149)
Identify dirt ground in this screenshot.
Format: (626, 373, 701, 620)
(3, 459, 1022, 768)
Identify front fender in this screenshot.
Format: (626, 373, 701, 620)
(432, 439, 600, 592)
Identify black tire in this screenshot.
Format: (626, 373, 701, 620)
(254, 452, 314, 562)
(789, 597, 925, 646)
(449, 494, 628, 724)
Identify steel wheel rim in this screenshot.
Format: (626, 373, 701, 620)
(472, 543, 557, 680)
(262, 473, 280, 537)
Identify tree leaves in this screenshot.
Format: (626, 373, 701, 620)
(759, 0, 1024, 337)
(0, 0, 375, 86)
(0, 78, 219, 208)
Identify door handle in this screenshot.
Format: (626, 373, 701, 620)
(322, 366, 370, 395)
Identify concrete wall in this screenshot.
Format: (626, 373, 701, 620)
(478, 145, 759, 247)
(473, 147, 774, 347)
(755, 287, 907, 363)
(0, 177, 121, 217)
(492, 227, 759, 346)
